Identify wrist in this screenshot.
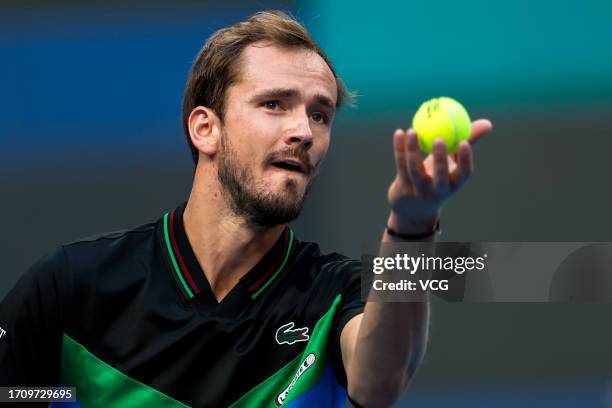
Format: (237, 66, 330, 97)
(387, 211, 441, 236)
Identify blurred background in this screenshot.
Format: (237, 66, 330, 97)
(1, 0, 612, 406)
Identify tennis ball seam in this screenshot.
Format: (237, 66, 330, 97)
(447, 102, 458, 151)
(446, 99, 459, 152)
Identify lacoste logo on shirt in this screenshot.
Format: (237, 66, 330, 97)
(275, 322, 309, 345)
(0, 326, 6, 340)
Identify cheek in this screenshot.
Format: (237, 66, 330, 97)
(230, 110, 281, 151)
(314, 137, 330, 166)
(224, 117, 270, 162)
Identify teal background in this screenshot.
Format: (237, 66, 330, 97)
(299, 0, 612, 112)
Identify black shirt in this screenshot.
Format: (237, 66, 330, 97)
(0, 203, 365, 407)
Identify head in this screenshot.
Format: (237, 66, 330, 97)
(182, 11, 353, 227)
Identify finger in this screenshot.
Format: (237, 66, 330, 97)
(392, 129, 412, 186)
(468, 119, 493, 145)
(432, 138, 450, 197)
(406, 129, 428, 195)
(450, 141, 474, 191)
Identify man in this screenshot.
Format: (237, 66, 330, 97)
(0, 11, 492, 408)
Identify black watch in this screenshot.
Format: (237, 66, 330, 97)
(386, 219, 441, 240)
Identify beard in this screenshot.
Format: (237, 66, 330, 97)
(217, 132, 315, 228)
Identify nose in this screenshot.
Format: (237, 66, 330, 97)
(285, 112, 314, 149)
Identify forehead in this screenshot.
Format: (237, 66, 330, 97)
(233, 42, 338, 103)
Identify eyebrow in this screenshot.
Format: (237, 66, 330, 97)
(249, 88, 336, 111)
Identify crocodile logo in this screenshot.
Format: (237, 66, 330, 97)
(275, 322, 309, 345)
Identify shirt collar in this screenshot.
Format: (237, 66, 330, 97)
(158, 202, 294, 303)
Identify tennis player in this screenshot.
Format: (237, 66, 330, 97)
(0, 11, 492, 408)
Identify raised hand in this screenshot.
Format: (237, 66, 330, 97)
(387, 119, 493, 233)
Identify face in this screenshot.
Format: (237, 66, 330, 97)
(216, 43, 337, 227)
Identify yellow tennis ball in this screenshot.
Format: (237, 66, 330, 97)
(412, 97, 472, 154)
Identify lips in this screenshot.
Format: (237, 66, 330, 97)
(270, 158, 309, 174)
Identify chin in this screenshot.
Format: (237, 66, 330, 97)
(268, 173, 304, 191)
(266, 183, 302, 205)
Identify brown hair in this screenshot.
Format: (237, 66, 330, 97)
(181, 10, 353, 165)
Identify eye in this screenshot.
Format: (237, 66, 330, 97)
(311, 112, 328, 124)
(262, 101, 281, 110)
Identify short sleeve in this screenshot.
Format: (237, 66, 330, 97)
(331, 260, 365, 387)
(0, 247, 69, 386)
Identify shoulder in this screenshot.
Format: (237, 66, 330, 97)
(62, 221, 157, 260)
(4, 246, 69, 305)
(19, 221, 159, 290)
(53, 220, 160, 294)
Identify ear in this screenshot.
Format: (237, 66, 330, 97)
(188, 106, 222, 158)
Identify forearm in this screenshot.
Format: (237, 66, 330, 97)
(347, 300, 429, 407)
(347, 216, 435, 407)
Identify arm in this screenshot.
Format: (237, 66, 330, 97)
(341, 120, 493, 408)
(0, 248, 67, 386)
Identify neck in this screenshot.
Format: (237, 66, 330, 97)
(183, 165, 285, 302)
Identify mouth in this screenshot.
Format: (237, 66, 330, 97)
(270, 159, 308, 175)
